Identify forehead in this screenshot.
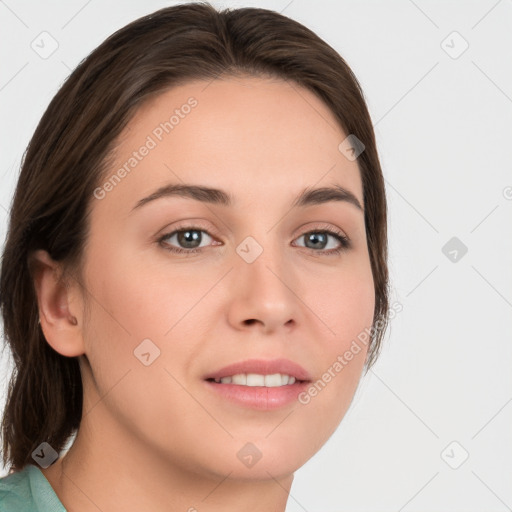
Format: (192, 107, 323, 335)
(97, 75, 364, 215)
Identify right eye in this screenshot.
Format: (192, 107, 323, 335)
(159, 227, 221, 254)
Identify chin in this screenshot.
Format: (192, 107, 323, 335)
(207, 432, 322, 481)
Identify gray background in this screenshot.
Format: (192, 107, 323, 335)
(1, 1, 511, 510)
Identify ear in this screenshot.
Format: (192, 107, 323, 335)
(29, 249, 86, 357)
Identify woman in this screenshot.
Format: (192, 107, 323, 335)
(0, 2, 389, 510)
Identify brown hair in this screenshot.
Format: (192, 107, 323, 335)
(0, 1, 389, 472)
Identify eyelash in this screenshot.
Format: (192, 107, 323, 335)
(158, 225, 351, 257)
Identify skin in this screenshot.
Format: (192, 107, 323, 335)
(32, 75, 375, 512)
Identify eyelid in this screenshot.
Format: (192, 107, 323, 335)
(293, 221, 349, 241)
(158, 219, 222, 240)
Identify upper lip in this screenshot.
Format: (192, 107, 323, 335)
(204, 358, 312, 382)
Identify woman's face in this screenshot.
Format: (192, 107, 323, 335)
(77, 75, 375, 480)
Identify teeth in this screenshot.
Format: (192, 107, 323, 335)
(232, 374, 247, 385)
(212, 373, 297, 387)
(264, 374, 281, 387)
(246, 373, 264, 386)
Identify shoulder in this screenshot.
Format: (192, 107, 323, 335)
(0, 464, 66, 512)
(0, 465, 35, 512)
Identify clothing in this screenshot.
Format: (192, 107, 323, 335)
(0, 464, 66, 511)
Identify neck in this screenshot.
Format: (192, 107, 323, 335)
(41, 388, 294, 512)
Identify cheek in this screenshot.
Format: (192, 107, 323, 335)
(308, 257, 376, 351)
(83, 238, 192, 339)
(80, 240, 218, 395)
(296, 258, 375, 422)
(78, 245, 205, 435)
(79, 242, 165, 375)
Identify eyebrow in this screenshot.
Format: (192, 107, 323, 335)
(131, 183, 363, 213)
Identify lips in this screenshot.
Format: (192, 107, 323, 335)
(203, 358, 312, 410)
(204, 358, 312, 382)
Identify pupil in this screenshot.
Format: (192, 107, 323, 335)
(178, 230, 201, 248)
(306, 232, 326, 249)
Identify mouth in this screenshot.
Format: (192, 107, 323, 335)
(206, 373, 301, 387)
(203, 358, 312, 410)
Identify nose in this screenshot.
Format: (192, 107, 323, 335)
(226, 242, 299, 335)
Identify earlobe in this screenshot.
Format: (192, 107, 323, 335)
(29, 249, 85, 357)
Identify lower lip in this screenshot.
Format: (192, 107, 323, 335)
(204, 380, 310, 410)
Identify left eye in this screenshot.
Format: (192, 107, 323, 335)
(294, 230, 348, 251)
